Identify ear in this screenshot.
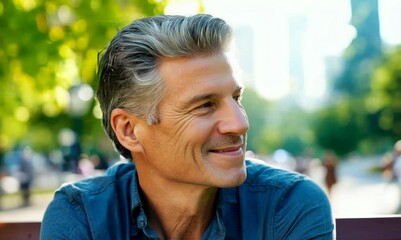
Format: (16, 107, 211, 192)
(110, 108, 143, 153)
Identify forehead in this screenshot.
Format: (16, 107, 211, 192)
(158, 53, 242, 97)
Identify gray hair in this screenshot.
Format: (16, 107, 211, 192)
(97, 14, 233, 159)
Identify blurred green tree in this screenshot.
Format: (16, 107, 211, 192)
(241, 87, 269, 153)
(311, 98, 365, 157)
(315, 46, 401, 156)
(308, 0, 372, 157)
(262, 102, 314, 156)
(244, 97, 314, 157)
(0, 0, 167, 153)
(365, 46, 401, 143)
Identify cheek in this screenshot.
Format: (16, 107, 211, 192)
(148, 115, 195, 157)
(166, 116, 216, 155)
(158, 112, 198, 140)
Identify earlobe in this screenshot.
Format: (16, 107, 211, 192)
(110, 108, 140, 152)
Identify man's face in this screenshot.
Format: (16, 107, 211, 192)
(135, 53, 249, 188)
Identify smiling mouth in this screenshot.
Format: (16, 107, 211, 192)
(206, 135, 246, 154)
(209, 146, 242, 153)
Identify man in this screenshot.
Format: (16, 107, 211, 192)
(41, 14, 334, 239)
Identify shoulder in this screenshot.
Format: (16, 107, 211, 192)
(242, 158, 331, 219)
(58, 160, 136, 199)
(41, 161, 136, 239)
(239, 159, 333, 238)
(244, 158, 305, 189)
(243, 158, 327, 203)
(58, 162, 135, 194)
(47, 161, 136, 207)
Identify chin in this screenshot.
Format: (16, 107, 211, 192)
(219, 170, 247, 188)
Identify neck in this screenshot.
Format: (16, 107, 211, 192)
(138, 175, 218, 239)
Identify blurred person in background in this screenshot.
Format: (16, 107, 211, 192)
(391, 140, 401, 183)
(4, 143, 34, 207)
(77, 154, 95, 177)
(323, 150, 338, 197)
(41, 14, 333, 239)
(89, 152, 110, 171)
(380, 140, 401, 182)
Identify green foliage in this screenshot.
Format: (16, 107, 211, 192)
(243, 95, 314, 157)
(0, 0, 167, 152)
(263, 102, 314, 156)
(366, 46, 401, 141)
(311, 99, 364, 157)
(310, 44, 401, 157)
(241, 88, 269, 152)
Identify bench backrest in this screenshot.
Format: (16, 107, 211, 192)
(3, 218, 401, 239)
(0, 222, 41, 240)
(336, 216, 401, 240)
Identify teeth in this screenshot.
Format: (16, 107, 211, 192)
(210, 147, 241, 153)
(213, 149, 234, 153)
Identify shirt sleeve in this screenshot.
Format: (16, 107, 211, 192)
(273, 178, 334, 240)
(40, 191, 92, 240)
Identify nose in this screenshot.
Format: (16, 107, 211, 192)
(218, 99, 249, 136)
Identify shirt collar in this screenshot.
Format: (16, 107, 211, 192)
(130, 169, 143, 217)
(127, 165, 234, 239)
(218, 185, 239, 205)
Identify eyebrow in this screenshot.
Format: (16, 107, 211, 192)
(182, 93, 216, 110)
(182, 86, 244, 110)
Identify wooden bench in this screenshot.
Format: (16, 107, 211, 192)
(0, 221, 41, 240)
(336, 216, 401, 240)
(2, 217, 401, 239)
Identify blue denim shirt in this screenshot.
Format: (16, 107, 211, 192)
(41, 159, 334, 239)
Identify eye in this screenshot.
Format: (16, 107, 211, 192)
(191, 101, 215, 115)
(198, 101, 214, 109)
